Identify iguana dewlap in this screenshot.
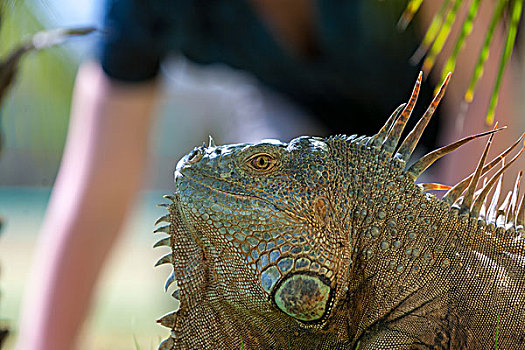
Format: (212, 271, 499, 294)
(154, 73, 525, 349)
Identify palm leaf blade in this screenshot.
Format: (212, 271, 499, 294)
(486, 0, 523, 125)
(465, 0, 509, 103)
(439, 0, 483, 88)
(398, 0, 425, 30)
(411, 0, 454, 64)
(423, 0, 464, 73)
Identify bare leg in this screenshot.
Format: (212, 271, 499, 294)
(16, 62, 159, 350)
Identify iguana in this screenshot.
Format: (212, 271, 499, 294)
(154, 73, 525, 349)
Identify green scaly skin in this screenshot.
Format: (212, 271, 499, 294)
(154, 85, 525, 349)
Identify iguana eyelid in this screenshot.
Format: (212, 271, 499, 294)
(246, 153, 279, 172)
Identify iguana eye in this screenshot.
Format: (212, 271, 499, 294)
(248, 154, 276, 171)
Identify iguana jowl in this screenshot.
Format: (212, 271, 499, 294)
(154, 73, 525, 349)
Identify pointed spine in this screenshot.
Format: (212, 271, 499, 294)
(508, 171, 522, 224)
(158, 337, 175, 349)
(487, 164, 505, 223)
(172, 289, 180, 300)
(479, 178, 489, 218)
(155, 253, 173, 267)
(516, 194, 525, 227)
(164, 272, 176, 291)
(371, 103, 406, 147)
(155, 214, 170, 226)
(398, 73, 451, 162)
(471, 145, 525, 218)
(460, 123, 498, 213)
(496, 191, 513, 226)
(163, 194, 176, 202)
(407, 127, 505, 180)
(154, 225, 171, 234)
(443, 133, 524, 205)
(157, 311, 177, 328)
(383, 72, 422, 153)
(154, 237, 171, 248)
(419, 183, 452, 192)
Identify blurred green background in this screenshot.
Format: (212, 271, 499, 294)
(0, 189, 173, 349)
(0, 0, 76, 187)
(0, 1, 172, 348)
(1, 0, 525, 348)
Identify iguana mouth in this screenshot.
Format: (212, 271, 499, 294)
(175, 173, 256, 200)
(177, 172, 275, 205)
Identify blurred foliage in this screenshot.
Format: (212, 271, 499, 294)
(400, 0, 523, 125)
(0, 0, 79, 161)
(1, 0, 10, 346)
(0, 2, 92, 345)
(0, 24, 94, 107)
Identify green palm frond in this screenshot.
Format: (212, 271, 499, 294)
(400, 0, 524, 125)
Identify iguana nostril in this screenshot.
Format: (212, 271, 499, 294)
(187, 148, 203, 164)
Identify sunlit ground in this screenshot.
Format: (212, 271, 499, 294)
(0, 187, 174, 349)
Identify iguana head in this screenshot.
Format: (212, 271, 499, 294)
(154, 72, 525, 349)
(174, 135, 342, 323)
